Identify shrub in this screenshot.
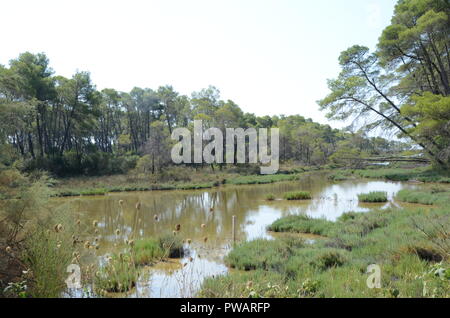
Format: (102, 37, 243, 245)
(311, 249, 348, 270)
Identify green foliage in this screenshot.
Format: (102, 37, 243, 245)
(94, 253, 138, 294)
(268, 215, 333, 235)
(358, 192, 388, 203)
(201, 205, 450, 298)
(265, 193, 276, 201)
(157, 234, 184, 258)
(283, 191, 312, 200)
(396, 188, 450, 206)
(225, 239, 304, 271)
(133, 238, 165, 265)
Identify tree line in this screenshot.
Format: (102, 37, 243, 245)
(0, 52, 410, 176)
(319, 0, 450, 168)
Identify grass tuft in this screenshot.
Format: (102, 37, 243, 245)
(358, 191, 388, 203)
(283, 191, 312, 200)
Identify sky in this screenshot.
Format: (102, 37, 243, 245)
(0, 0, 397, 128)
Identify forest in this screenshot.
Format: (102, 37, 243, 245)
(0, 0, 449, 300)
(0, 54, 413, 177)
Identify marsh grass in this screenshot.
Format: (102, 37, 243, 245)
(201, 206, 450, 298)
(133, 239, 165, 265)
(355, 167, 450, 183)
(133, 235, 185, 266)
(268, 215, 333, 235)
(396, 188, 450, 206)
(94, 253, 138, 294)
(265, 193, 276, 201)
(358, 191, 388, 203)
(283, 191, 312, 200)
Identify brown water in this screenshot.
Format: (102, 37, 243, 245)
(57, 172, 416, 298)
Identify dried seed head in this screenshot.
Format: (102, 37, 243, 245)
(203, 236, 208, 243)
(84, 241, 91, 249)
(119, 200, 124, 205)
(154, 215, 159, 221)
(54, 224, 63, 233)
(76, 219, 81, 226)
(175, 224, 181, 232)
(5, 246, 12, 254)
(246, 281, 253, 289)
(94, 229, 99, 234)
(173, 230, 177, 236)
(128, 240, 135, 247)
(189, 257, 193, 262)
(115, 229, 120, 236)
(92, 220, 98, 228)
(187, 239, 192, 244)
(135, 202, 141, 210)
(201, 224, 206, 229)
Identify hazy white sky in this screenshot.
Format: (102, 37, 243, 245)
(0, 0, 397, 127)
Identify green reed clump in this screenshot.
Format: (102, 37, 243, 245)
(94, 253, 138, 294)
(358, 191, 388, 203)
(225, 239, 303, 271)
(268, 215, 333, 235)
(265, 193, 276, 201)
(22, 225, 74, 297)
(133, 235, 185, 265)
(283, 191, 312, 200)
(158, 235, 184, 258)
(133, 238, 165, 265)
(80, 188, 108, 196)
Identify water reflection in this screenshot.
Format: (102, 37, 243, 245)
(55, 173, 415, 297)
